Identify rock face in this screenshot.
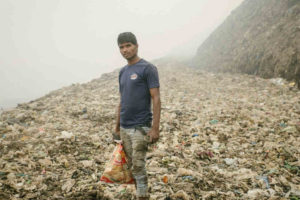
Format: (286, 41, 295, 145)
(0, 59, 300, 199)
(193, 0, 300, 87)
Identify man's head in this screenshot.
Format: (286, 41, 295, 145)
(117, 32, 138, 61)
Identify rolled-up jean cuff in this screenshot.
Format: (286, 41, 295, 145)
(136, 186, 149, 198)
(135, 175, 148, 197)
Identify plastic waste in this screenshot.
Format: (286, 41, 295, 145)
(100, 143, 134, 184)
(0, 62, 299, 199)
(209, 119, 218, 125)
(224, 158, 237, 165)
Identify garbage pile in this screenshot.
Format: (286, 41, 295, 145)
(194, 0, 300, 87)
(0, 61, 299, 199)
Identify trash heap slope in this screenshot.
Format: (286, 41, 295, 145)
(0, 61, 300, 199)
(193, 0, 300, 87)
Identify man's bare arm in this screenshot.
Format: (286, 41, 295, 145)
(148, 87, 161, 143)
(114, 102, 121, 135)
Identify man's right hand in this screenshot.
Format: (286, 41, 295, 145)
(112, 131, 121, 141)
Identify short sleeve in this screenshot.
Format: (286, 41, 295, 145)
(119, 68, 124, 93)
(145, 65, 160, 89)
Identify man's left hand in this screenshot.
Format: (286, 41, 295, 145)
(147, 128, 159, 143)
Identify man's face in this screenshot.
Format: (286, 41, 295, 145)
(119, 42, 138, 60)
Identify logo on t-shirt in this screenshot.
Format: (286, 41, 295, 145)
(130, 73, 138, 80)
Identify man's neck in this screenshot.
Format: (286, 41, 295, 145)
(127, 56, 141, 66)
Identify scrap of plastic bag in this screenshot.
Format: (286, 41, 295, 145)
(100, 143, 134, 184)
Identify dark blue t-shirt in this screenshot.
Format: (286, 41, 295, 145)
(119, 59, 160, 128)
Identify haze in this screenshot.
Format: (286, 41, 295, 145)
(0, 0, 243, 109)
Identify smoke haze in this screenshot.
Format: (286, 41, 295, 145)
(0, 0, 243, 109)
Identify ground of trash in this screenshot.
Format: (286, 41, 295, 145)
(0, 61, 299, 200)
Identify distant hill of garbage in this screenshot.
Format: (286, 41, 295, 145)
(193, 0, 300, 88)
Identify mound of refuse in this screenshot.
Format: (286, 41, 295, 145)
(193, 0, 300, 87)
(0, 60, 300, 199)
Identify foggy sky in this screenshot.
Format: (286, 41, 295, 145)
(0, 0, 243, 109)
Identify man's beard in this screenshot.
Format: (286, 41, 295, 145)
(125, 54, 136, 61)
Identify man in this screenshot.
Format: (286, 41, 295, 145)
(114, 32, 161, 200)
